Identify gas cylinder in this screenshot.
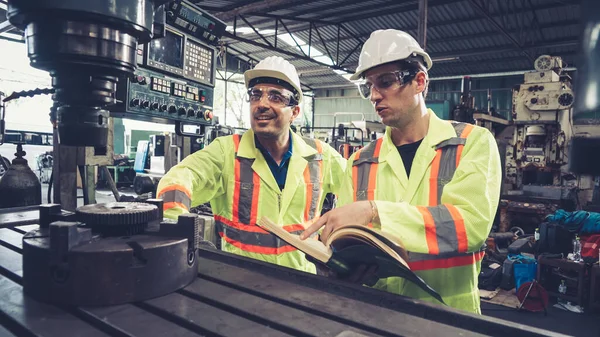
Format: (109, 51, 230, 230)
(0, 143, 42, 208)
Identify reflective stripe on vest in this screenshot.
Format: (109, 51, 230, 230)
(216, 134, 323, 254)
(157, 184, 192, 211)
(302, 137, 324, 221)
(352, 122, 481, 269)
(352, 138, 383, 202)
(408, 250, 485, 271)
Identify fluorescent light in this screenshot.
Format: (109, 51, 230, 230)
(313, 55, 334, 66)
(0, 32, 22, 40)
(277, 33, 306, 47)
(225, 26, 255, 35)
(431, 56, 460, 62)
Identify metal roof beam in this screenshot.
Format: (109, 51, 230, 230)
(212, 0, 308, 22)
(223, 0, 577, 46)
(244, 37, 578, 66)
(222, 31, 352, 72)
(333, 0, 578, 24)
(467, 0, 534, 63)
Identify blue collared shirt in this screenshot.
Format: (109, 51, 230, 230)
(255, 133, 293, 190)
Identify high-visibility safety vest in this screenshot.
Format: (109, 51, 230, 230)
(156, 129, 347, 273)
(337, 110, 502, 314)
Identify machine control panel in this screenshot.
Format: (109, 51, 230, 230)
(113, 68, 214, 124)
(112, 1, 220, 127)
(165, 1, 226, 47)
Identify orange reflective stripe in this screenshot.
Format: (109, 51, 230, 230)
(352, 150, 361, 202)
(428, 149, 442, 206)
(456, 124, 474, 167)
(409, 251, 484, 271)
(164, 201, 189, 211)
(214, 215, 304, 233)
(233, 133, 241, 151)
(367, 139, 382, 200)
(303, 165, 312, 221)
(157, 184, 192, 199)
(250, 172, 260, 225)
(221, 235, 298, 254)
(417, 206, 439, 255)
(446, 204, 468, 253)
(232, 134, 243, 223)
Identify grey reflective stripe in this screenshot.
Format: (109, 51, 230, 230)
(436, 145, 458, 202)
(451, 122, 468, 137)
(237, 157, 256, 225)
(301, 137, 322, 219)
(215, 220, 302, 249)
(409, 250, 477, 262)
(433, 122, 468, 204)
(160, 190, 191, 209)
(435, 138, 466, 149)
(306, 159, 321, 219)
(353, 140, 379, 201)
(428, 205, 459, 254)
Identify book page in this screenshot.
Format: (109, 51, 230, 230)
(257, 217, 333, 263)
(325, 227, 410, 269)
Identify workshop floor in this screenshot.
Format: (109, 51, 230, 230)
(482, 300, 599, 336)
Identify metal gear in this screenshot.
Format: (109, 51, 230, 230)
(76, 202, 159, 236)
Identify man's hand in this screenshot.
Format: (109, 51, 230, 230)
(300, 201, 373, 242)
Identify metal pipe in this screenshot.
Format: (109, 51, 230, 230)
(418, 0, 428, 50)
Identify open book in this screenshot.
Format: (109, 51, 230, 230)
(257, 217, 445, 304)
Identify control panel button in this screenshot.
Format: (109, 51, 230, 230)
(150, 102, 159, 110)
(200, 96, 206, 103)
(160, 104, 168, 112)
(168, 105, 177, 114)
(187, 108, 195, 117)
(141, 101, 150, 109)
(177, 107, 186, 115)
(204, 110, 213, 121)
(130, 98, 140, 107)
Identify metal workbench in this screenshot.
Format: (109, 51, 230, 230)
(0, 223, 566, 337)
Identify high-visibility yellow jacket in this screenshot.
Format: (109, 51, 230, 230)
(337, 110, 502, 314)
(156, 129, 347, 273)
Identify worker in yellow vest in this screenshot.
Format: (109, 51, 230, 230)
(301, 29, 502, 313)
(157, 56, 346, 273)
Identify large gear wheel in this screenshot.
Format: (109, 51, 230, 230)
(76, 202, 159, 236)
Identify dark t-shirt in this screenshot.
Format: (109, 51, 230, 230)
(396, 139, 423, 178)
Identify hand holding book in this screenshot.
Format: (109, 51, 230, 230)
(257, 216, 446, 305)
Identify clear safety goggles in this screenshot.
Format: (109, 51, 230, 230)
(246, 87, 298, 107)
(356, 69, 419, 99)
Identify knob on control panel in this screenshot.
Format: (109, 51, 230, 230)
(160, 104, 168, 112)
(141, 101, 150, 109)
(150, 102, 159, 110)
(187, 108, 195, 117)
(177, 107, 186, 116)
(130, 98, 140, 107)
(168, 105, 177, 114)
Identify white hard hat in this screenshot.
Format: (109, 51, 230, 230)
(244, 56, 303, 103)
(349, 29, 433, 81)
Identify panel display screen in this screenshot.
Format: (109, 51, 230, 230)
(184, 39, 213, 85)
(149, 30, 184, 69)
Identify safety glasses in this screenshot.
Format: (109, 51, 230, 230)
(246, 87, 298, 107)
(356, 69, 419, 99)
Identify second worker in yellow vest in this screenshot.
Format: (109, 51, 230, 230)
(156, 56, 346, 273)
(301, 30, 502, 314)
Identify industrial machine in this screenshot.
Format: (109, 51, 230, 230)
(111, 1, 226, 133)
(503, 55, 592, 206)
(0, 203, 565, 337)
